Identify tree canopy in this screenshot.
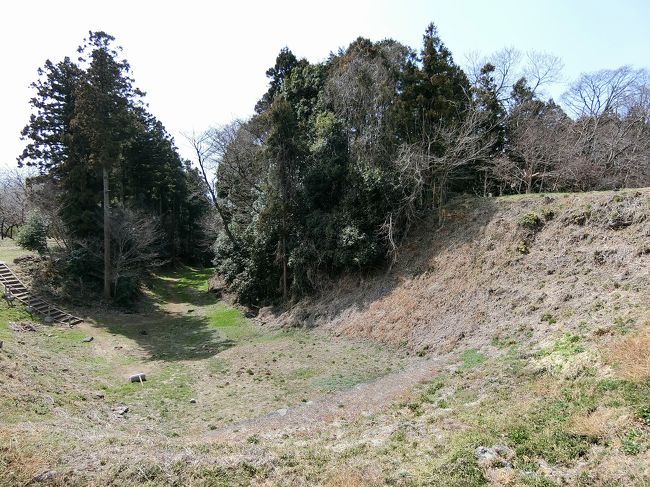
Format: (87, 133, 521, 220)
(19, 31, 212, 302)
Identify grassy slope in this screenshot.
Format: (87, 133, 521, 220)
(0, 243, 408, 486)
(1, 189, 649, 486)
(261, 188, 650, 486)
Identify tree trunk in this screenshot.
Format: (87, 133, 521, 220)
(103, 166, 112, 299)
(281, 235, 288, 301)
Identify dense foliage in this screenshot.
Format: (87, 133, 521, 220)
(16, 26, 649, 307)
(207, 25, 650, 306)
(211, 25, 484, 304)
(18, 32, 212, 302)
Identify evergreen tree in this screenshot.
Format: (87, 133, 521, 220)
(19, 32, 210, 301)
(73, 31, 140, 297)
(255, 47, 301, 114)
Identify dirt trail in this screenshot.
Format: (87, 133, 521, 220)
(203, 355, 444, 443)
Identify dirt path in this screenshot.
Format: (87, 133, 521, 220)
(202, 355, 444, 443)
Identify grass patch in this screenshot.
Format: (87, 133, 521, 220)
(541, 312, 557, 324)
(491, 335, 517, 348)
(313, 372, 365, 392)
(208, 304, 254, 341)
(0, 238, 34, 263)
(209, 306, 244, 327)
(537, 333, 584, 358)
(291, 367, 317, 380)
(518, 212, 544, 230)
(459, 349, 487, 370)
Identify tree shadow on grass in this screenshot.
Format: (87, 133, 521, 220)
(99, 310, 237, 362)
(85, 265, 240, 362)
(145, 265, 217, 307)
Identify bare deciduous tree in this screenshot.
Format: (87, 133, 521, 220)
(109, 208, 163, 292)
(562, 66, 647, 118)
(383, 106, 498, 259)
(466, 47, 563, 105)
(0, 169, 33, 239)
(561, 67, 650, 188)
(523, 50, 564, 96)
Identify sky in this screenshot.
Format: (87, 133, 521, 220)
(1, 0, 648, 170)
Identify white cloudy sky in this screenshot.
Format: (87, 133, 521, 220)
(1, 0, 648, 169)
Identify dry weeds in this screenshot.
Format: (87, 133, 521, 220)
(608, 325, 650, 381)
(568, 407, 632, 439)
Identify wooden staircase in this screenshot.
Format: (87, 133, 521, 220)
(0, 261, 82, 326)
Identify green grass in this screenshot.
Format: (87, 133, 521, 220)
(103, 364, 195, 425)
(313, 372, 366, 392)
(518, 211, 544, 230)
(459, 349, 487, 370)
(149, 265, 215, 304)
(0, 238, 34, 263)
(536, 333, 585, 358)
(433, 350, 650, 485)
(0, 304, 32, 340)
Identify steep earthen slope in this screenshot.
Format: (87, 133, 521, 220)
(272, 189, 649, 356)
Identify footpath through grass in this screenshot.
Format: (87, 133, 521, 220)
(0, 249, 408, 485)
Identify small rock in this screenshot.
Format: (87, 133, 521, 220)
(93, 392, 105, 399)
(81, 336, 94, 343)
(493, 444, 515, 460)
(32, 470, 57, 482)
(475, 445, 514, 468)
(187, 309, 195, 313)
(112, 406, 129, 415)
(189, 398, 197, 403)
(129, 373, 146, 383)
(277, 408, 288, 417)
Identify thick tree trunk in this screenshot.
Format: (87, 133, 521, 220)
(103, 166, 111, 299)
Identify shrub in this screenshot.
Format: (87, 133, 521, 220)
(16, 211, 48, 254)
(516, 240, 529, 254)
(518, 212, 543, 230)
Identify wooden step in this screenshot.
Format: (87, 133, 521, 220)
(0, 263, 81, 326)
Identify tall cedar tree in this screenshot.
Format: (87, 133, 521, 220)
(73, 32, 138, 297)
(19, 32, 211, 301)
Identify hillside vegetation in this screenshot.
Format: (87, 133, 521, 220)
(1, 188, 648, 486)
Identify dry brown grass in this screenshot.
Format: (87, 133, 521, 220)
(608, 325, 650, 382)
(484, 466, 516, 486)
(0, 429, 49, 485)
(324, 466, 384, 487)
(568, 407, 631, 439)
